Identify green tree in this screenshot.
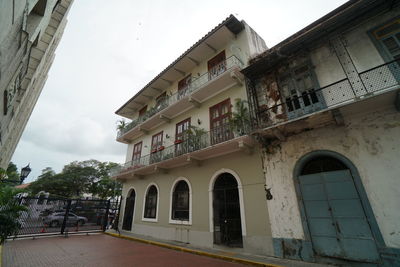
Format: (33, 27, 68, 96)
(28, 160, 121, 199)
(0, 169, 26, 244)
(6, 162, 20, 182)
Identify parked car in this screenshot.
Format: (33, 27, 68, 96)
(43, 212, 88, 227)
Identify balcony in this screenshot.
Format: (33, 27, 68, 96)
(111, 123, 254, 178)
(253, 60, 400, 139)
(117, 55, 244, 143)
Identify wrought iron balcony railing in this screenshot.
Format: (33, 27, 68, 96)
(117, 55, 244, 138)
(112, 121, 251, 177)
(256, 60, 400, 129)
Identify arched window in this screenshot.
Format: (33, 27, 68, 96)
(144, 185, 158, 219)
(301, 156, 347, 175)
(171, 180, 189, 221)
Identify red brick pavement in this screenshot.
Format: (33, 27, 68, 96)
(3, 234, 247, 267)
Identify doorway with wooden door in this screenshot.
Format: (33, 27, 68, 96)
(298, 156, 380, 263)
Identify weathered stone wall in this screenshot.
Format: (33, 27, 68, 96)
(263, 104, 400, 249)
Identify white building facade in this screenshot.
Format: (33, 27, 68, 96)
(0, 0, 73, 168)
(112, 16, 275, 256)
(243, 0, 400, 265)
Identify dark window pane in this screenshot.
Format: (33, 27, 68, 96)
(302, 92, 311, 106)
(301, 156, 347, 175)
(383, 37, 400, 56)
(293, 96, 301, 109)
(144, 185, 158, 219)
(310, 89, 319, 104)
(172, 181, 189, 220)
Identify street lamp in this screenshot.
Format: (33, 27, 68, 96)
(20, 164, 31, 185)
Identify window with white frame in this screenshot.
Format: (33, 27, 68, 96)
(144, 185, 158, 219)
(171, 180, 190, 221)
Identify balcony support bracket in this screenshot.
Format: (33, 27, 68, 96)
(154, 166, 169, 174)
(174, 68, 186, 77)
(205, 42, 217, 53)
(189, 97, 201, 108)
(134, 101, 145, 106)
(159, 114, 171, 123)
(187, 155, 202, 166)
(272, 128, 286, 141)
(188, 56, 200, 66)
(332, 109, 345, 126)
(161, 78, 173, 85)
(142, 95, 154, 100)
(151, 87, 162, 92)
(238, 140, 254, 155)
(133, 174, 144, 180)
(231, 69, 244, 85)
(139, 127, 149, 135)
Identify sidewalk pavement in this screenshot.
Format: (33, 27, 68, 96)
(106, 230, 331, 267)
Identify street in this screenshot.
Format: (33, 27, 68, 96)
(2, 234, 247, 267)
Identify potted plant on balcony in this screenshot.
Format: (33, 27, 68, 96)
(116, 119, 127, 131)
(230, 99, 251, 136)
(174, 139, 183, 144)
(186, 126, 207, 152)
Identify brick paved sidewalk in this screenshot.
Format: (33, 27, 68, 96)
(2, 234, 247, 267)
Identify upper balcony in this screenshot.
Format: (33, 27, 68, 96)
(117, 55, 244, 143)
(249, 60, 400, 140)
(111, 122, 254, 179)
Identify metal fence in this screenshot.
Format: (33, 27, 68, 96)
(10, 196, 120, 238)
(112, 121, 251, 177)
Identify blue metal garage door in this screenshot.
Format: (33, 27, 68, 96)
(299, 169, 380, 263)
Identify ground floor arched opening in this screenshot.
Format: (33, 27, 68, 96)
(122, 189, 136, 231)
(212, 172, 243, 247)
(296, 153, 380, 263)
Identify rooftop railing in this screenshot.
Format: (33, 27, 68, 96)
(112, 121, 251, 177)
(117, 55, 244, 138)
(256, 60, 400, 129)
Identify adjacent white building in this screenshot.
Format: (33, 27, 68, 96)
(0, 0, 73, 168)
(243, 0, 400, 265)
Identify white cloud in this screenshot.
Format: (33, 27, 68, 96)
(12, 0, 347, 181)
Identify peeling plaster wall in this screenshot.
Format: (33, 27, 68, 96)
(263, 105, 400, 248)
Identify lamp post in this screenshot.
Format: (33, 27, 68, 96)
(20, 164, 31, 185)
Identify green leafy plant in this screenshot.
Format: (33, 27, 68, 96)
(0, 171, 27, 244)
(116, 119, 127, 131)
(230, 99, 251, 136)
(185, 126, 207, 151)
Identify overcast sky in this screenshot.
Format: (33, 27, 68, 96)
(12, 0, 347, 182)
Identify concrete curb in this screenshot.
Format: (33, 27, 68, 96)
(104, 232, 282, 267)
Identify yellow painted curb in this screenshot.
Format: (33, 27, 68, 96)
(0, 244, 3, 267)
(104, 232, 282, 267)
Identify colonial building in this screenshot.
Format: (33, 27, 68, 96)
(112, 16, 272, 255)
(243, 0, 400, 265)
(0, 0, 73, 168)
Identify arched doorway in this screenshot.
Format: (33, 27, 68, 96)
(122, 189, 136, 231)
(297, 155, 380, 263)
(213, 173, 243, 247)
